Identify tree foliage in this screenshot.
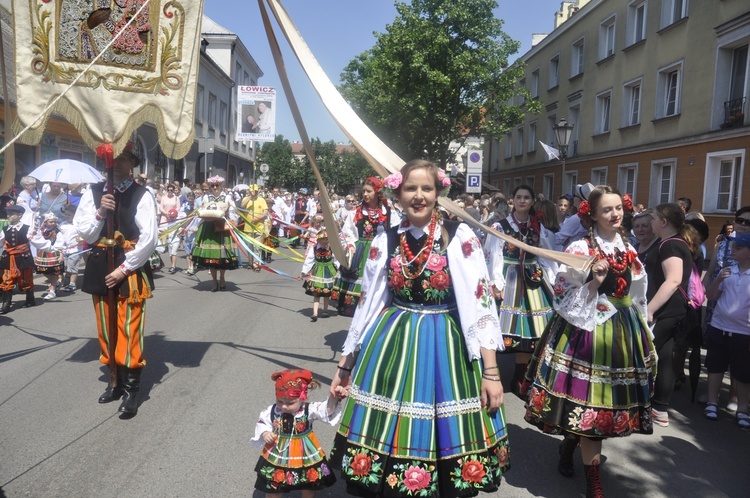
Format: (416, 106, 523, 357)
(339, 0, 538, 167)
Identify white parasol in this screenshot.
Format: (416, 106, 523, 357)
(29, 159, 104, 185)
(234, 184, 250, 191)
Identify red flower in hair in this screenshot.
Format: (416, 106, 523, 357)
(622, 194, 633, 212)
(577, 200, 591, 221)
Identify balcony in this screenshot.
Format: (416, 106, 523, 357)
(721, 97, 746, 129)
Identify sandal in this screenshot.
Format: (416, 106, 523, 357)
(704, 403, 719, 421)
(737, 412, 750, 429)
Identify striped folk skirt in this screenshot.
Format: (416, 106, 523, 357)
(497, 259, 554, 353)
(331, 237, 372, 316)
(255, 429, 336, 492)
(303, 260, 337, 297)
(191, 220, 238, 270)
(524, 296, 657, 438)
(330, 302, 510, 497)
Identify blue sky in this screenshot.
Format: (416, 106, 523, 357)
(204, 0, 563, 143)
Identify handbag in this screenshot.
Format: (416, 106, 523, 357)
(523, 261, 544, 289)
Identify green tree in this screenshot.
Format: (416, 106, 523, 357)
(260, 135, 297, 189)
(339, 0, 538, 167)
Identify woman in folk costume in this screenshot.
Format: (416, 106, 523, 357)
(30, 212, 66, 301)
(523, 186, 656, 498)
(484, 184, 558, 398)
(252, 368, 343, 496)
(301, 231, 339, 322)
(191, 176, 239, 292)
(0, 204, 36, 313)
(329, 160, 509, 498)
(331, 177, 392, 317)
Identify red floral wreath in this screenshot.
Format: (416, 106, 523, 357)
(622, 194, 633, 212)
(577, 200, 591, 222)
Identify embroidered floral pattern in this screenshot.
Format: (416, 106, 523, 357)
(565, 406, 643, 436)
(369, 246, 381, 260)
(257, 462, 332, 491)
(475, 277, 492, 309)
(342, 448, 382, 485)
(450, 450, 503, 491)
(388, 235, 453, 305)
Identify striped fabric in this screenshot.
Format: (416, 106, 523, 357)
(525, 296, 657, 438)
(93, 295, 146, 368)
(331, 237, 372, 316)
(332, 303, 509, 496)
(262, 428, 327, 468)
(497, 255, 554, 352)
(191, 220, 239, 269)
(304, 258, 337, 297)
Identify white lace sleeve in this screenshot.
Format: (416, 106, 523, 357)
(250, 405, 274, 445)
(301, 246, 316, 274)
(552, 240, 598, 331)
(307, 399, 343, 426)
(538, 224, 560, 289)
(483, 222, 506, 290)
(342, 232, 391, 355)
(449, 224, 503, 360)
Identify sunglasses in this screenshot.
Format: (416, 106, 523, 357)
(735, 217, 750, 227)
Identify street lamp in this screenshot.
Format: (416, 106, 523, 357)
(553, 118, 575, 196)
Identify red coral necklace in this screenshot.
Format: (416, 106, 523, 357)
(400, 212, 438, 279)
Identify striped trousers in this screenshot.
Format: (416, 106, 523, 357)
(92, 295, 146, 368)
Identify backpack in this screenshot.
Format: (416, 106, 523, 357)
(659, 238, 705, 309)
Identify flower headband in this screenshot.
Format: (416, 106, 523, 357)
(207, 175, 225, 184)
(382, 169, 451, 198)
(578, 193, 634, 223)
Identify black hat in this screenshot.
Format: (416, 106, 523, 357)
(5, 204, 25, 215)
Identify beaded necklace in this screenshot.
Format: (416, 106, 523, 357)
(511, 212, 531, 243)
(400, 211, 438, 279)
(590, 230, 633, 276)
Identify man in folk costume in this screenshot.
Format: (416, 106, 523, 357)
(74, 143, 157, 417)
(0, 204, 37, 313)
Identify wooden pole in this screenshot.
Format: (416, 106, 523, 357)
(105, 163, 118, 387)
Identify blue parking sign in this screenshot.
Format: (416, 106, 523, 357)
(468, 174, 481, 187)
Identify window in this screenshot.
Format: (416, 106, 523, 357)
(544, 174, 555, 199)
(235, 62, 242, 80)
(195, 85, 204, 122)
(503, 179, 512, 196)
(549, 55, 560, 88)
(525, 176, 535, 189)
(546, 114, 557, 146)
(564, 171, 578, 198)
(531, 69, 540, 98)
(516, 127, 524, 156)
(568, 104, 580, 157)
(650, 160, 676, 205)
(528, 122, 537, 152)
(661, 0, 688, 28)
(595, 90, 612, 134)
(704, 150, 745, 213)
(514, 177, 522, 188)
(623, 78, 642, 126)
(618, 163, 638, 200)
(243, 71, 250, 85)
(627, 0, 647, 45)
(219, 101, 228, 135)
(592, 167, 608, 185)
(712, 15, 750, 130)
(600, 16, 616, 60)
(504, 133, 512, 159)
(208, 93, 217, 129)
(656, 61, 683, 118)
(571, 39, 585, 77)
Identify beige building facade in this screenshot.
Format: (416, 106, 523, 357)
(488, 0, 750, 237)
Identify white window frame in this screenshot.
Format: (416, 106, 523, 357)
(627, 0, 647, 46)
(195, 85, 204, 123)
(703, 150, 745, 213)
(219, 101, 228, 135)
(503, 178, 512, 196)
(599, 15, 617, 60)
(660, 0, 688, 29)
(595, 89, 613, 134)
(528, 122, 537, 152)
(622, 78, 643, 127)
(547, 114, 557, 147)
(526, 176, 535, 189)
(531, 69, 540, 98)
(571, 38, 585, 77)
(617, 163, 639, 201)
(516, 127, 524, 156)
(208, 93, 217, 130)
(549, 54, 560, 88)
(564, 171, 578, 198)
(591, 167, 608, 186)
(711, 18, 750, 130)
(650, 159, 676, 205)
(504, 133, 512, 159)
(656, 61, 683, 119)
(544, 173, 555, 200)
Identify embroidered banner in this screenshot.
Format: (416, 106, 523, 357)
(12, 0, 204, 158)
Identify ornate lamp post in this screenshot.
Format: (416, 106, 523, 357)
(553, 118, 575, 196)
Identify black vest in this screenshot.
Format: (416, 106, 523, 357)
(82, 182, 155, 297)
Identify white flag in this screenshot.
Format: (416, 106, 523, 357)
(539, 142, 561, 161)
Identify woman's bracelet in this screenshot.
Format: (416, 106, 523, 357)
(482, 374, 501, 381)
(337, 365, 352, 372)
(483, 366, 500, 372)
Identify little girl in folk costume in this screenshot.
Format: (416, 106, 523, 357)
(301, 231, 339, 322)
(30, 212, 66, 300)
(253, 369, 344, 496)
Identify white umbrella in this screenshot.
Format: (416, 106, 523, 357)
(233, 183, 250, 191)
(29, 159, 105, 185)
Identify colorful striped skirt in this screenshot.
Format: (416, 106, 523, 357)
(524, 296, 657, 438)
(497, 258, 554, 353)
(255, 429, 336, 492)
(191, 220, 238, 270)
(331, 237, 372, 316)
(330, 301, 510, 497)
(303, 260, 338, 297)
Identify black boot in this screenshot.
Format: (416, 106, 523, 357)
(0, 291, 11, 314)
(510, 362, 528, 400)
(584, 461, 604, 498)
(558, 434, 579, 477)
(98, 366, 126, 403)
(118, 368, 142, 416)
(23, 289, 36, 307)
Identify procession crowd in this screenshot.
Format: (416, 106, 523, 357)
(2, 156, 749, 498)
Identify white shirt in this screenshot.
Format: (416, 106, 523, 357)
(711, 265, 750, 335)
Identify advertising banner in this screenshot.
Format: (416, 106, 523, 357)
(236, 86, 277, 142)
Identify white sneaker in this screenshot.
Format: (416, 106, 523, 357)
(44, 292, 56, 300)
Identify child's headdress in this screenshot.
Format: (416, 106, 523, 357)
(271, 369, 313, 401)
(43, 212, 58, 222)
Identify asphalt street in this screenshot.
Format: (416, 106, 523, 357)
(1, 248, 748, 497)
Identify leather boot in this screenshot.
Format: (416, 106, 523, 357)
(118, 368, 142, 416)
(0, 291, 11, 314)
(98, 366, 126, 403)
(584, 461, 604, 498)
(558, 434, 579, 477)
(23, 289, 36, 307)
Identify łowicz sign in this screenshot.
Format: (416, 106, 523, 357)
(236, 85, 277, 142)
